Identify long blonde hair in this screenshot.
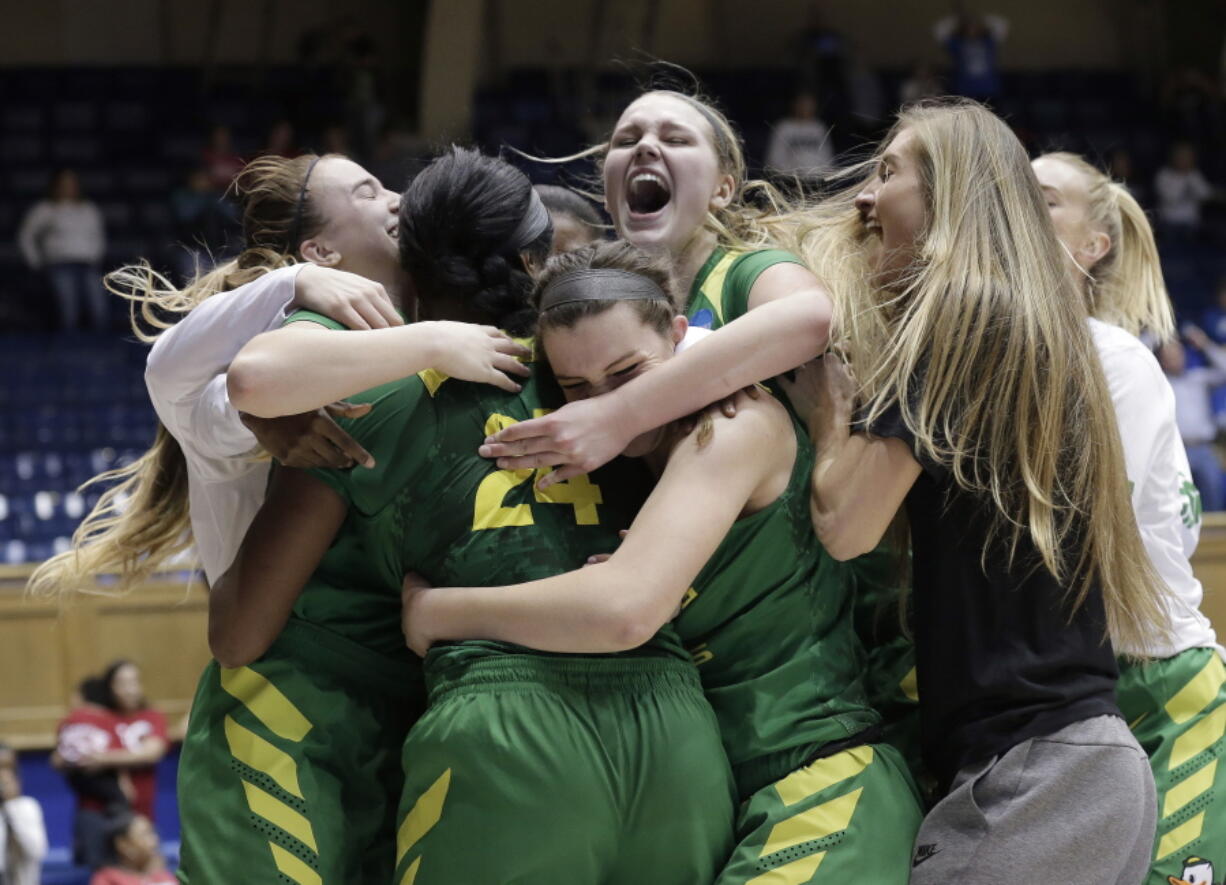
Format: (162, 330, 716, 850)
(27, 154, 328, 599)
(809, 100, 1168, 653)
(1039, 151, 1175, 341)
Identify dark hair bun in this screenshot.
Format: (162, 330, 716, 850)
(399, 146, 551, 336)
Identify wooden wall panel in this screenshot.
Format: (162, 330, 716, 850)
(1, 516, 1225, 747)
(0, 569, 208, 749)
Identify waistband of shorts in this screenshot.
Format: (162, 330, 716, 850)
(426, 653, 702, 702)
(270, 617, 419, 697)
(734, 725, 882, 798)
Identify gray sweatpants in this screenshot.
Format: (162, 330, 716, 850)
(909, 714, 1157, 885)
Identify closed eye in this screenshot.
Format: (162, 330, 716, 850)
(612, 363, 641, 377)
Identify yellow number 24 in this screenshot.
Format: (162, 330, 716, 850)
(472, 412, 604, 531)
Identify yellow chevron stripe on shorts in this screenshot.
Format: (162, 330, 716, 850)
(745, 850, 826, 884)
(899, 667, 919, 702)
(774, 746, 874, 807)
(397, 769, 453, 865)
(220, 666, 313, 742)
(241, 780, 319, 852)
(1166, 654, 1226, 725)
(269, 842, 323, 885)
(762, 787, 864, 856)
(1170, 704, 1226, 770)
(1157, 811, 1206, 860)
(399, 856, 423, 885)
(222, 669, 323, 880)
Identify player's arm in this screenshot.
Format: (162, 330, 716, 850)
(782, 359, 920, 560)
(208, 469, 346, 667)
(228, 320, 531, 418)
(481, 263, 832, 486)
(405, 403, 779, 654)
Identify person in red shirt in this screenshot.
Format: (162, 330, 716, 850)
(56, 678, 130, 870)
(201, 124, 245, 191)
(89, 814, 175, 885)
(99, 661, 169, 822)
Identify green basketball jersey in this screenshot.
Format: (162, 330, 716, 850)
(288, 312, 689, 671)
(685, 247, 804, 331)
(674, 409, 879, 797)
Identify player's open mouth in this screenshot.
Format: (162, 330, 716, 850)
(387, 223, 399, 240)
(626, 171, 671, 217)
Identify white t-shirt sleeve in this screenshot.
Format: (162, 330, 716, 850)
(146, 264, 304, 459)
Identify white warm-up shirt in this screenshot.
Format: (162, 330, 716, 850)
(0, 795, 48, 885)
(145, 264, 304, 586)
(1090, 318, 1219, 658)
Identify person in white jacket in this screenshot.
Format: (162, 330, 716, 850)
(28, 152, 532, 599)
(0, 744, 47, 885)
(1034, 151, 1224, 884)
(17, 168, 108, 330)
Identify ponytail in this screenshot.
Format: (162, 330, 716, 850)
(1039, 152, 1175, 343)
(27, 425, 194, 598)
(29, 155, 328, 600)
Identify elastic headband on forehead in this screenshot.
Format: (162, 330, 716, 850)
(286, 155, 323, 252)
(539, 268, 669, 313)
(508, 187, 551, 250)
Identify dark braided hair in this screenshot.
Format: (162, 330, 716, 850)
(399, 146, 550, 336)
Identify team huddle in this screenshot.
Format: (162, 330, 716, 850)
(28, 86, 1225, 885)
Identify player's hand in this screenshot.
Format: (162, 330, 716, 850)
(777, 356, 855, 437)
(585, 530, 628, 566)
(293, 264, 404, 330)
(402, 572, 436, 657)
(478, 393, 637, 490)
(426, 322, 532, 393)
(242, 402, 376, 470)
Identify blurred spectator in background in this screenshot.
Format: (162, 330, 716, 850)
(17, 168, 108, 332)
(169, 169, 239, 284)
(934, 6, 1008, 102)
(100, 661, 169, 826)
(1108, 147, 1146, 204)
(899, 60, 943, 107)
(262, 120, 300, 159)
(0, 742, 48, 885)
(370, 122, 426, 190)
(535, 185, 605, 255)
(88, 814, 174, 885)
(341, 20, 385, 161)
(323, 123, 350, 157)
(1205, 276, 1226, 343)
(766, 92, 835, 182)
(794, 2, 848, 129)
(200, 124, 245, 192)
(56, 678, 130, 870)
(1155, 142, 1214, 238)
(1159, 325, 1226, 511)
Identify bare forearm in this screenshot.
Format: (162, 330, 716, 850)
(611, 290, 831, 437)
(415, 564, 670, 654)
(91, 740, 165, 767)
(229, 324, 443, 417)
(208, 566, 302, 668)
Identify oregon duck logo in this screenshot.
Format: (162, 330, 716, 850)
(1170, 856, 1216, 885)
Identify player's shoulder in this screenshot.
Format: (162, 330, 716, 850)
(1088, 318, 1166, 387)
(674, 390, 791, 463)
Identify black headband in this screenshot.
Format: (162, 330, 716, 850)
(539, 268, 669, 313)
(286, 155, 323, 253)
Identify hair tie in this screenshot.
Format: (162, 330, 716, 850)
(286, 155, 323, 253)
(539, 268, 669, 312)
